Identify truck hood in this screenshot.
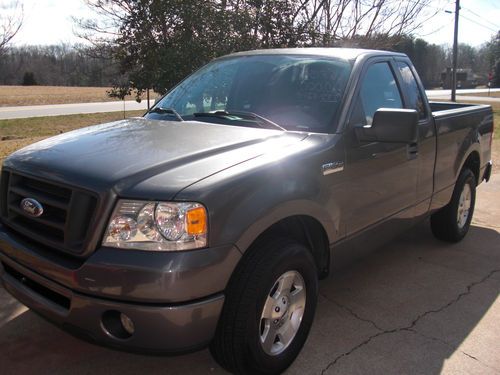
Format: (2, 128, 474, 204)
(4, 118, 307, 199)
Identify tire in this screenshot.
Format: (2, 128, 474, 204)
(430, 168, 476, 242)
(210, 237, 318, 374)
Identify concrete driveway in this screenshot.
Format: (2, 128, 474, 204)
(1, 175, 499, 374)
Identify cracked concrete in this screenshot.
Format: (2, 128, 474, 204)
(0, 177, 499, 374)
(319, 292, 385, 332)
(319, 270, 500, 374)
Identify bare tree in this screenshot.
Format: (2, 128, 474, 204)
(73, 0, 444, 95)
(0, 0, 23, 55)
(73, 1, 124, 50)
(297, 0, 444, 48)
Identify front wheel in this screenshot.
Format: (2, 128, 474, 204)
(210, 238, 318, 374)
(431, 168, 476, 242)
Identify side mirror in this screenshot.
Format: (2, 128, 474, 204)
(355, 108, 418, 143)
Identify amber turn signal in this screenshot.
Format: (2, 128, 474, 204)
(186, 206, 207, 235)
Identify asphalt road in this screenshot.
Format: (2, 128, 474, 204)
(0, 173, 499, 374)
(1, 88, 500, 120)
(425, 88, 500, 98)
(428, 95, 500, 103)
(0, 100, 149, 120)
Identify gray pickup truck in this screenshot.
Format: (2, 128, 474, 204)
(0, 48, 494, 374)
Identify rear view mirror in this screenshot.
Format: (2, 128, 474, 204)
(355, 108, 418, 143)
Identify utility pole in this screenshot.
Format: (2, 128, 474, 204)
(451, 0, 460, 102)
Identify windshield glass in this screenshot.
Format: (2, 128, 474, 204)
(150, 54, 352, 133)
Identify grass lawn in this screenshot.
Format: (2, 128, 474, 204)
(0, 110, 144, 162)
(0, 86, 157, 107)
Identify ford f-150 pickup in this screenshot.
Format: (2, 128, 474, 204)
(0, 48, 494, 374)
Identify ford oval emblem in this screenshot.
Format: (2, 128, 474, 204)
(20, 198, 44, 217)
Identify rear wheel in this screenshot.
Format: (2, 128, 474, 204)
(210, 238, 318, 374)
(431, 168, 476, 242)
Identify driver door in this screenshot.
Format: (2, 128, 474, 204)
(343, 59, 418, 236)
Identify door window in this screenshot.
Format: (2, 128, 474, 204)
(353, 62, 403, 126)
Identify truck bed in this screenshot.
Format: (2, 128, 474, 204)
(429, 101, 490, 113)
(430, 101, 493, 208)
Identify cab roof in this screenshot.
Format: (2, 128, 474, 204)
(223, 48, 407, 62)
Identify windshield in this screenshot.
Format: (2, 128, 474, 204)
(148, 54, 352, 133)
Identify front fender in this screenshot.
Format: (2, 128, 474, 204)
(232, 199, 336, 253)
(174, 133, 344, 251)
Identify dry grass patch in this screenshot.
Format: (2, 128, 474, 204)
(0, 110, 144, 162)
(0, 86, 156, 107)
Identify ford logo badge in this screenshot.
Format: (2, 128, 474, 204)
(20, 198, 44, 218)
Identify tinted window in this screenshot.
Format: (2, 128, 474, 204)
(151, 55, 352, 133)
(397, 62, 426, 119)
(357, 62, 403, 125)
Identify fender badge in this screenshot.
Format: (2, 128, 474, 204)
(322, 161, 344, 175)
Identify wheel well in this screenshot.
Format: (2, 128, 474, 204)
(250, 216, 330, 279)
(462, 151, 480, 185)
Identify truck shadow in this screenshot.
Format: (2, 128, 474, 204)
(0, 222, 498, 374)
(293, 222, 500, 374)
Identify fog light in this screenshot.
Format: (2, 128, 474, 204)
(120, 313, 135, 335)
(101, 310, 134, 339)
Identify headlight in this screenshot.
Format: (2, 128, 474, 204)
(102, 200, 207, 251)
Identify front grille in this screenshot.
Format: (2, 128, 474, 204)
(0, 170, 98, 255)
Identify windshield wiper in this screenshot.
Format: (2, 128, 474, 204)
(148, 106, 184, 121)
(193, 110, 285, 131)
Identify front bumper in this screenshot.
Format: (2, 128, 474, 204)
(0, 224, 241, 352)
(1, 255, 223, 352)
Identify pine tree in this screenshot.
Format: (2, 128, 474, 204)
(22, 71, 37, 86)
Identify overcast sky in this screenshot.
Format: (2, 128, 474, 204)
(6, 0, 500, 48)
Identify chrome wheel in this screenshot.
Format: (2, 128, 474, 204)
(259, 270, 306, 356)
(457, 183, 472, 229)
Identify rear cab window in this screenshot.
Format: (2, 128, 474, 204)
(396, 61, 427, 120)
